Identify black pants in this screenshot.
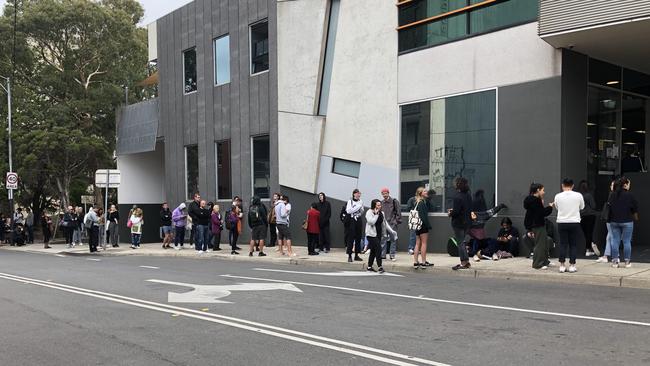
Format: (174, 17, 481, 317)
(42, 227, 51, 243)
(580, 215, 596, 250)
(345, 219, 363, 255)
(268, 223, 277, 247)
(26, 225, 34, 243)
(212, 232, 221, 249)
(87, 226, 99, 252)
(64, 227, 73, 244)
(229, 229, 239, 250)
(367, 236, 382, 268)
(174, 226, 185, 246)
(307, 233, 319, 254)
(319, 223, 331, 251)
(558, 223, 583, 265)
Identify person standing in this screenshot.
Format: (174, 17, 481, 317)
(267, 193, 280, 248)
(524, 183, 555, 270)
(195, 200, 211, 254)
(608, 177, 638, 268)
(41, 212, 52, 249)
(211, 204, 223, 251)
(449, 178, 474, 270)
(62, 206, 75, 248)
(409, 187, 433, 269)
(306, 203, 320, 256)
(316, 192, 331, 253)
(107, 205, 119, 248)
(13, 208, 24, 228)
(129, 208, 144, 249)
(365, 199, 386, 273)
(160, 202, 173, 249)
(24, 208, 34, 244)
(554, 178, 585, 273)
(275, 195, 296, 257)
(73, 207, 84, 246)
(345, 189, 364, 263)
(84, 206, 100, 253)
(227, 206, 241, 255)
(380, 188, 401, 261)
(97, 208, 107, 250)
(248, 196, 268, 257)
(188, 192, 202, 248)
(172, 203, 188, 250)
(577, 180, 599, 257)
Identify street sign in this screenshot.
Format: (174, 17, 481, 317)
(5, 172, 18, 190)
(95, 169, 121, 188)
(80, 195, 95, 204)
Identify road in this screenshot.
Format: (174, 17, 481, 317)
(0, 251, 648, 366)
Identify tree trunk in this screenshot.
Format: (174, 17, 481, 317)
(55, 176, 70, 210)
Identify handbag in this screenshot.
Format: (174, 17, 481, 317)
(127, 219, 133, 228)
(408, 201, 422, 231)
(301, 214, 309, 231)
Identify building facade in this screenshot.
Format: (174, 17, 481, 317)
(118, 0, 650, 251)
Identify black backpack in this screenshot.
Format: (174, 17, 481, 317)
(447, 237, 459, 257)
(248, 205, 263, 226)
(225, 211, 233, 230)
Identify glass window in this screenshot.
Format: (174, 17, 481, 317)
(398, 0, 538, 52)
(252, 135, 270, 198)
(185, 145, 199, 200)
(622, 94, 647, 174)
(332, 158, 361, 178)
(216, 140, 231, 199)
(214, 35, 230, 86)
(400, 90, 496, 212)
(318, 0, 341, 116)
(183, 48, 197, 93)
(250, 20, 269, 75)
(589, 58, 621, 89)
(623, 68, 650, 97)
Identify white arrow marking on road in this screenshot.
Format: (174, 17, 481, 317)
(253, 268, 403, 277)
(147, 279, 303, 304)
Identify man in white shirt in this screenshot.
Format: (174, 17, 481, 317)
(553, 178, 585, 273)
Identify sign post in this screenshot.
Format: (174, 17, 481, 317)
(5, 172, 18, 190)
(95, 169, 120, 247)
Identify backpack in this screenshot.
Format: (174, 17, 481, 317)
(83, 212, 93, 229)
(340, 203, 351, 226)
(225, 211, 233, 230)
(447, 236, 459, 257)
(407, 201, 422, 231)
(248, 205, 263, 226)
(268, 205, 277, 224)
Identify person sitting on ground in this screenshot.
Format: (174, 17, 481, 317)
(13, 223, 26, 247)
(467, 199, 507, 262)
(488, 217, 520, 260)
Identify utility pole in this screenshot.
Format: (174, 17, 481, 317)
(1, 76, 14, 245)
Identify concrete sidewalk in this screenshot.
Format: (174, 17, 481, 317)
(3, 242, 650, 289)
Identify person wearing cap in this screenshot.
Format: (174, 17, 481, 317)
(380, 188, 401, 261)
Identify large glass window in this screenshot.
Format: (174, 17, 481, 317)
(185, 145, 199, 200)
(214, 35, 230, 86)
(252, 135, 270, 198)
(250, 20, 269, 75)
(398, 0, 538, 52)
(317, 0, 341, 116)
(183, 48, 197, 93)
(216, 140, 231, 199)
(400, 90, 496, 212)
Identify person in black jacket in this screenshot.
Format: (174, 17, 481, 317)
(160, 202, 173, 249)
(608, 177, 638, 268)
(524, 183, 555, 269)
(450, 177, 473, 270)
(316, 192, 332, 253)
(188, 192, 202, 248)
(194, 199, 212, 253)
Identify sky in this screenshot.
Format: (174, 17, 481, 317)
(0, 0, 194, 26)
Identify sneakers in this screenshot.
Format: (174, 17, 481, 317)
(559, 265, 566, 273)
(408, 249, 414, 255)
(249, 252, 253, 257)
(472, 254, 481, 262)
(367, 266, 376, 272)
(452, 263, 471, 270)
(492, 253, 499, 261)
(258, 252, 267, 257)
(591, 243, 601, 257)
(585, 250, 595, 257)
(390, 257, 396, 262)
(422, 261, 434, 267)
(354, 255, 363, 262)
(625, 261, 632, 268)
(378, 267, 385, 274)
(536, 266, 548, 270)
(568, 265, 577, 273)
(611, 262, 619, 268)
(348, 256, 353, 263)
(596, 256, 608, 263)
(231, 250, 239, 255)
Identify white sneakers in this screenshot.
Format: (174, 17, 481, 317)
(591, 243, 601, 257)
(492, 253, 499, 261)
(585, 250, 595, 257)
(625, 262, 632, 268)
(472, 254, 481, 262)
(559, 265, 566, 273)
(568, 265, 577, 273)
(596, 256, 608, 263)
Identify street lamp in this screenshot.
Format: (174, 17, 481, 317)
(0, 75, 14, 245)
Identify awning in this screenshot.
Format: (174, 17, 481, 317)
(116, 98, 159, 156)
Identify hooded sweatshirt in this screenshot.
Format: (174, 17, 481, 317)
(523, 195, 553, 230)
(315, 193, 332, 227)
(172, 203, 188, 227)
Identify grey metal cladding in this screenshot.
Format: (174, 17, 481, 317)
(156, 0, 278, 205)
(539, 0, 650, 35)
(116, 98, 159, 156)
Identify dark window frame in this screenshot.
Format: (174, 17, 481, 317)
(183, 47, 198, 94)
(215, 140, 232, 200)
(249, 19, 270, 76)
(251, 135, 271, 199)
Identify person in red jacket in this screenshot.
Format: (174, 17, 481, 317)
(306, 203, 321, 255)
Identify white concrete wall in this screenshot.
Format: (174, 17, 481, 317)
(321, 0, 399, 170)
(117, 144, 165, 204)
(398, 22, 562, 104)
(147, 21, 157, 62)
(277, 0, 328, 193)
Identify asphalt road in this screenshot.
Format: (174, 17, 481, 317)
(0, 251, 648, 366)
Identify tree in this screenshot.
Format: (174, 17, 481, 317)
(0, 0, 148, 210)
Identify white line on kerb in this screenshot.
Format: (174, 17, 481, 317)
(0, 272, 450, 366)
(55, 254, 67, 258)
(86, 258, 101, 262)
(221, 275, 650, 328)
(139, 266, 160, 269)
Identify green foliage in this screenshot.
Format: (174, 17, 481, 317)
(0, 0, 148, 210)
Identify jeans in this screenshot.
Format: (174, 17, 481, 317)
(73, 229, 82, 244)
(174, 226, 186, 247)
(381, 231, 398, 258)
(367, 236, 382, 268)
(452, 227, 470, 263)
(195, 224, 209, 251)
(604, 223, 612, 257)
(609, 222, 633, 262)
(408, 230, 416, 251)
(345, 219, 363, 255)
(131, 233, 141, 247)
(558, 223, 583, 265)
(26, 225, 34, 243)
(108, 222, 119, 246)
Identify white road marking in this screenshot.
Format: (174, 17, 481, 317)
(139, 266, 160, 269)
(221, 275, 650, 328)
(55, 254, 67, 258)
(147, 279, 302, 304)
(0, 272, 450, 366)
(86, 258, 101, 262)
(254, 268, 403, 277)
